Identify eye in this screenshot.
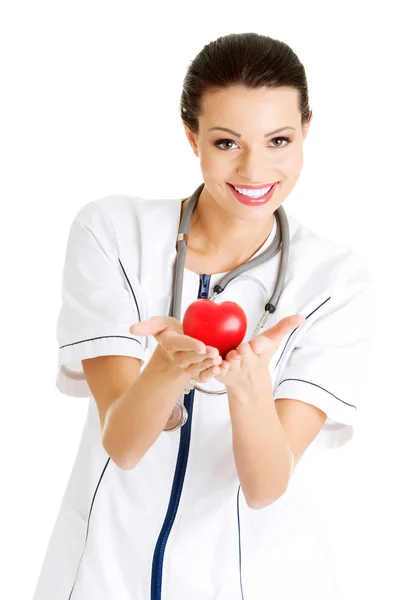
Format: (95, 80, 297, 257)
(214, 136, 292, 151)
(214, 139, 239, 151)
(269, 136, 291, 148)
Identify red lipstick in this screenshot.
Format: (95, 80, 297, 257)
(227, 182, 278, 206)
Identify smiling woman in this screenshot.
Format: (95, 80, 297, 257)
(179, 46, 312, 263)
(32, 32, 373, 600)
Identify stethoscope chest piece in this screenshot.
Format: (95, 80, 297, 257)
(163, 402, 188, 432)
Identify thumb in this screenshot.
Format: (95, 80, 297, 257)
(129, 316, 182, 337)
(262, 314, 305, 344)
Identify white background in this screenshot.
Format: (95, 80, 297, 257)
(1, 1, 398, 598)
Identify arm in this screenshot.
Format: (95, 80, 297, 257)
(228, 379, 328, 510)
(102, 345, 191, 470)
(227, 379, 294, 510)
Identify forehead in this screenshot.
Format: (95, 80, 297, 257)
(199, 85, 300, 125)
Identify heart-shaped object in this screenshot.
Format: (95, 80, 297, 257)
(182, 299, 247, 359)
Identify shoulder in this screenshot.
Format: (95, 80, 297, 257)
(286, 210, 351, 262)
(74, 193, 178, 227)
(72, 193, 182, 251)
(284, 210, 371, 301)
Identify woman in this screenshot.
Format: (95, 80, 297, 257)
(33, 33, 373, 599)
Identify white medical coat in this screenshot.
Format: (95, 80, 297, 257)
(33, 193, 374, 599)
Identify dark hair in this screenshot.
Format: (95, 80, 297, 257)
(180, 32, 312, 135)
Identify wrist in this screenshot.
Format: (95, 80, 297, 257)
(226, 376, 273, 403)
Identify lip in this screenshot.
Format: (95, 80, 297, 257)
(229, 182, 277, 190)
(227, 182, 278, 205)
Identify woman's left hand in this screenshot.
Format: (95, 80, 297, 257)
(210, 314, 305, 391)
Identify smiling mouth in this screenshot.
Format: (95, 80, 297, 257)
(226, 181, 279, 204)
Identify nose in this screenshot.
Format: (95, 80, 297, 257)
(236, 149, 276, 184)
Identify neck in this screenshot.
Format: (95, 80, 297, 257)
(181, 187, 275, 262)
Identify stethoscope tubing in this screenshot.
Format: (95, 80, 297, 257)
(164, 182, 290, 431)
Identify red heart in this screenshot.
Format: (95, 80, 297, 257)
(182, 299, 247, 359)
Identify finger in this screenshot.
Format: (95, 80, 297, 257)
(261, 314, 305, 344)
(249, 334, 273, 355)
(225, 348, 242, 361)
(197, 363, 222, 383)
(213, 361, 230, 380)
(179, 350, 221, 366)
(175, 353, 220, 369)
(251, 314, 303, 355)
(236, 342, 253, 358)
(190, 345, 220, 360)
(219, 360, 230, 371)
(129, 316, 181, 336)
(204, 345, 220, 357)
(129, 317, 207, 353)
(161, 330, 207, 354)
(192, 354, 224, 382)
(224, 349, 243, 372)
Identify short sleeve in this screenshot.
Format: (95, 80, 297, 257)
(55, 201, 148, 398)
(273, 250, 375, 450)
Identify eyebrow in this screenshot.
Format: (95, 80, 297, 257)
(207, 126, 296, 138)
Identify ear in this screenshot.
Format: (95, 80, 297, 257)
(182, 122, 199, 157)
(302, 115, 312, 141)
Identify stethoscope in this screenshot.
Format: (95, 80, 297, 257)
(163, 182, 290, 432)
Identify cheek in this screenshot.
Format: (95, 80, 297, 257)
(271, 150, 304, 203)
(199, 148, 232, 178)
(280, 148, 304, 175)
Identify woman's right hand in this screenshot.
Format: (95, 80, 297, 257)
(129, 316, 223, 384)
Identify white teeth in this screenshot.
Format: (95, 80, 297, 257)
(233, 184, 273, 197)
